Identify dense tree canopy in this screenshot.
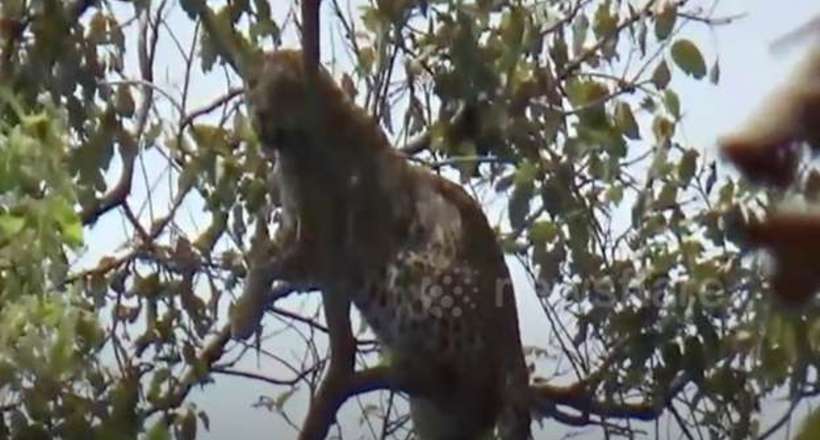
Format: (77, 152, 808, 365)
(1, 0, 819, 438)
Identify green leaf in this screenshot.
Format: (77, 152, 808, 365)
(654, 183, 677, 210)
(249, 17, 281, 44)
(509, 181, 534, 231)
(0, 214, 25, 236)
(683, 336, 705, 378)
(135, 273, 162, 298)
(567, 80, 609, 128)
(52, 198, 84, 246)
(572, 14, 589, 55)
(593, 3, 617, 39)
(614, 102, 639, 140)
(636, 20, 647, 55)
(709, 59, 721, 84)
(198, 411, 211, 432)
(178, 160, 200, 194)
(146, 421, 172, 440)
(606, 185, 624, 205)
(115, 85, 135, 118)
(147, 368, 171, 404)
(652, 60, 671, 90)
(62, 218, 84, 247)
(179, 0, 206, 20)
(631, 193, 646, 229)
(663, 90, 680, 119)
(179, 410, 197, 440)
(253, 0, 271, 19)
(652, 116, 675, 142)
(89, 12, 108, 43)
(514, 160, 538, 186)
(200, 30, 218, 72)
(661, 341, 682, 371)
(190, 124, 231, 154)
(797, 409, 820, 440)
(654, 4, 677, 41)
(678, 150, 698, 185)
(500, 7, 526, 48)
(550, 37, 568, 68)
(671, 39, 706, 79)
(566, 80, 609, 107)
(529, 221, 558, 244)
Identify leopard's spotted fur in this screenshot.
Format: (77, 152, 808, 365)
(244, 50, 531, 440)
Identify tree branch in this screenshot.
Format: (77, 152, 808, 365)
(301, 0, 322, 78)
(298, 366, 397, 440)
(80, 143, 137, 225)
(531, 371, 692, 423)
(149, 283, 302, 417)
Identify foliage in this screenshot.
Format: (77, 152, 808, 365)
(0, 0, 816, 438)
(0, 93, 111, 438)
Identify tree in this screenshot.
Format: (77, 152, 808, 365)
(0, 0, 814, 438)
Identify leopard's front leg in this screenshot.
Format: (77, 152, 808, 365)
(229, 219, 315, 341)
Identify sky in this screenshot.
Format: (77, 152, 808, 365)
(85, 0, 820, 439)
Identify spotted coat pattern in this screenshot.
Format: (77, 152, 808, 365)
(246, 49, 531, 440)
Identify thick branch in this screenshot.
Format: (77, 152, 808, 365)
(531, 372, 691, 422)
(301, 0, 322, 78)
(290, 359, 693, 437)
(298, 291, 357, 440)
(400, 130, 432, 156)
(298, 366, 397, 440)
(148, 323, 232, 414)
(399, 104, 468, 156)
(149, 283, 302, 416)
(80, 144, 137, 225)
